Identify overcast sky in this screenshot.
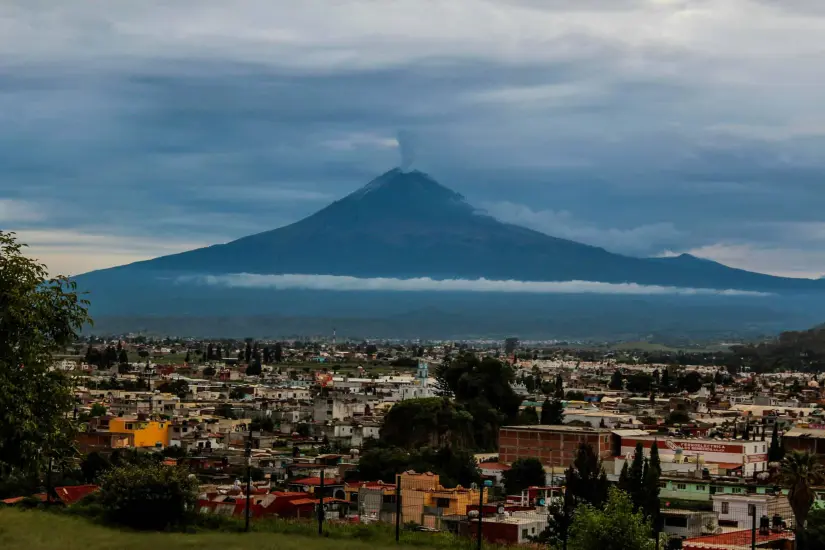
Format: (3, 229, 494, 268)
(2, 0, 825, 277)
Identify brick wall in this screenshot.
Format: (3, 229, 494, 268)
(499, 427, 612, 467)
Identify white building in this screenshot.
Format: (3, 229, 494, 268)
(619, 436, 769, 476)
(712, 494, 792, 531)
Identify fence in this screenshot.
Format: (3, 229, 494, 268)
(198, 469, 798, 550)
(660, 495, 796, 550)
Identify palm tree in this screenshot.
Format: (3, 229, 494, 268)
(781, 450, 824, 546)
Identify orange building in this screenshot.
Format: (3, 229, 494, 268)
(108, 417, 171, 448)
(396, 471, 487, 529)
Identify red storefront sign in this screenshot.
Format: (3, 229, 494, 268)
(623, 439, 743, 454)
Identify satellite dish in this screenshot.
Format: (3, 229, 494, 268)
(497, 505, 505, 515)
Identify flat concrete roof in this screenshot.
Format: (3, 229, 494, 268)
(501, 425, 611, 433)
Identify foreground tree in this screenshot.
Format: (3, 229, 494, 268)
(380, 397, 475, 449)
(566, 443, 610, 509)
(350, 443, 480, 488)
(543, 443, 611, 546)
(782, 450, 824, 548)
(768, 422, 785, 462)
(502, 458, 546, 495)
(568, 488, 655, 550)
(802, 508, 825, 550)
(518, 405, 539, 425)
(98, 463, 198, 530)
(541, 398, 565, 425)
(0, 231, 91, 477)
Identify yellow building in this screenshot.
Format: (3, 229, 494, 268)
(108, 417, 171, 448)
(396, 471, 487, 528)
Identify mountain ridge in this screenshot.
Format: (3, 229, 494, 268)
(77, 168, 822, 294)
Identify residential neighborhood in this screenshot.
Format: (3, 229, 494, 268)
(9, 334, 825, 548)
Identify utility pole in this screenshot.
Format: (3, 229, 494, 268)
(477, 481, 489, 550)
(395, 475, 402, 543)
(245, 433, 252, 532)
(750, 504, 756, 550)
(318, 470, 325, 535)
(45, 455, 53, 506)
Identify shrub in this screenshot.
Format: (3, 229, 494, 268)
(98, 463, 199, 530)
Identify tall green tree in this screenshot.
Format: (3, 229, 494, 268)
(541, 398, 565, 425)
(431, 354, 522, 449)
(566, 443, 610, 509)
(642, 454, 661, 528)
(245, 360, 262, 376)
(568, 488, 655, 550)
(380, 397, 475, 449)
(768, 422, 785, 462)
(618, 461, 631, 493)
(554, 373, 565, 399)
(782, 450, 824, 548)
(502, 458, 546, 495)
(0, 231, 91, 477)
(518, 405, 539, 425)
(609, 369, 624, 390)
(546, 442, 611, 546)
(628, 442, 646, 510)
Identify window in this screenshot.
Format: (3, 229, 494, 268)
(676, 484, 687, 490)
(732, 487, 743, 494)
(695, 484, 706, 491)
(721, 502, 729, 514)
(763, 445, 767, 452)
(435, 498, 451, 509)
(125, 423, 134, 430)
(522, 529, 529, 540)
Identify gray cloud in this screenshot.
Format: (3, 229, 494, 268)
(1, 0, 824, 276)
(181, 273, 770, 296)
(483, 201, 686, 256)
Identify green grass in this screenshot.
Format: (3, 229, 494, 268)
(0, 508, 498, 550)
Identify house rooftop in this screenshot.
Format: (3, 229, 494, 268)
(501, 425, 611, 434)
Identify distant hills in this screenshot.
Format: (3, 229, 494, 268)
(74, 168, 825, 339)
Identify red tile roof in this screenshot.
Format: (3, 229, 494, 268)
(289, 477, 341, 486)
(684, 529, 793, 550)
(345, 481, 396, 489)
(479, 462, 512, 471)
(1, 494, 47, 505)
(55, 485, 99, 506)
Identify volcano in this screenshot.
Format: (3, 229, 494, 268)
(79, 168, 822, 289)
(73, 168, 825, 337)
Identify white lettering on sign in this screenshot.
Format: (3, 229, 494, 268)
(624, 439, 742, 454)
(678, 442, 737, 453)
